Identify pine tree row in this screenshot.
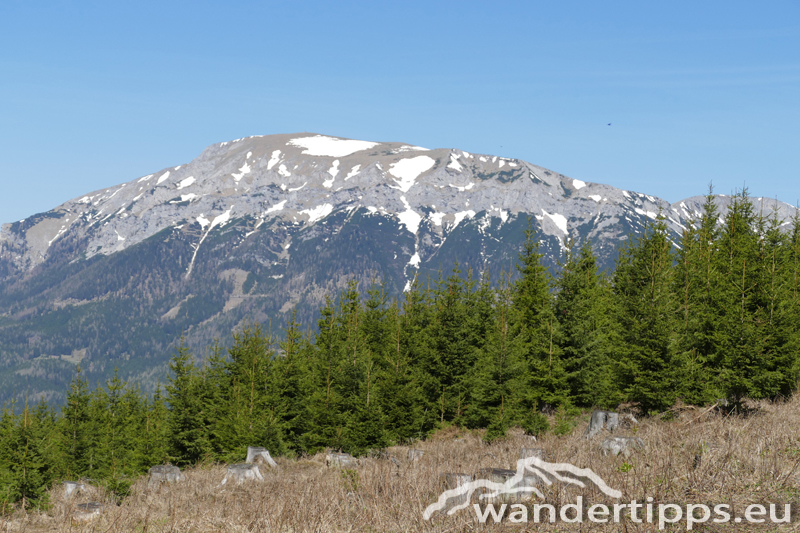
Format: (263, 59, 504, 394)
(2, 190, 798, 511)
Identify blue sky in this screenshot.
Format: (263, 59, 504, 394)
(1, 1, 798, 223)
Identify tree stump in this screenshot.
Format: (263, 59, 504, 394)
(438, 473, 473, 509)
(72, 502, 102, 523)
(407, 449, 424, 461)
(62, 481, 85, 499)
(475, 468, 539, 504)
(585, 410, 619, 438)
(246, 447, 278, 468)
(520, 448, 547, 461)
(599, 436, 645, 457)
(148, 465, 183, 487)
(326, 452, 358, 468)
(219, 463, 264, 486)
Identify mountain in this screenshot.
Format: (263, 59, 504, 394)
(0, 133, 796, 404)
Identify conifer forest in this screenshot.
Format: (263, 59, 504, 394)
(2, 191, 799, 510)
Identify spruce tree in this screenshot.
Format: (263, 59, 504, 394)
(673, 189, 723, 405)
(613, 216, 681, 413)
(166, 339, 207, 465)
(555, 239, 620, 408)
(465, 273, 528, 440)
(512, 222, 569, 427)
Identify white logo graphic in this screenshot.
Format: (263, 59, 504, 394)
(423, 456, 621, 520)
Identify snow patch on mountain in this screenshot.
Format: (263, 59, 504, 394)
(300, 203, 333, 224)
(288, 135, 378, 157)
(345, 165, 361, 181)
(452, 210, 476, 228)
(542, 210, 568, 234)
(388, 156, 436, 193)
(396, 196, 422, 234)
(447, 153, 463, 172)
(267, 150, 282, 170)
(232, 161, 252, 182)
(177, 176, 196, 190)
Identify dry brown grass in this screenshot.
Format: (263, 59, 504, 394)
(5, 397, 800, 532)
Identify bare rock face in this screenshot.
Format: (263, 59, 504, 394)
(219, 463, 264, 486)
(600, 436, 645, 457)
(246, 447, 278, 467)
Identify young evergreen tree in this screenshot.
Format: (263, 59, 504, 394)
(673, 189, 724, 405)
(302, 297, 346, 452)
(166, 339, 207, 465)
(58, 365, 92, 477)
(274, 309, 313, 453)
(428, 265, 480, 424)
(512, 222, 569, 428)
(0, 401, 56, 510)
(713, 190, 796, 401)
(613, 216, 681, 413)
(395, 275, 439, 437)
(214, 324, 286, 460)
(378, 301, 428, 443)
(465, 273, 528, 440)
(555, 240, 620, 408)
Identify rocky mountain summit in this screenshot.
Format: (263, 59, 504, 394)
(0, 133, 796, 404)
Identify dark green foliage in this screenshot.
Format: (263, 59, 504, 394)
(613, 216, 682, 413)
(1, 188, 800, 511)
(556, 240, 620, 408)
(513, 222, 570, 415)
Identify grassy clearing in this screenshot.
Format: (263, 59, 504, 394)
(4, 398, 800, 532)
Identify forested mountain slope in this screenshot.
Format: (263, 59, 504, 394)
(0, 133, 796, 405)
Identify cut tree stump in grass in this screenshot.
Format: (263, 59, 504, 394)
(438, 473, 473, 509)
(407, 449, 424, 461)
(62, 481, 85, 499)
(520, 448, 547, 461)
(585, 410, 639, 439)
(246, 447, 278, 467)
(218, 463, 264, 487)
(585, 410, 619, 438)
(326, 452, 358, 468)
(475, 468, 540, 504)
(72, 502, 102, 523)
(599, 436, 645, 457)
(148, 465, 183, 487)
